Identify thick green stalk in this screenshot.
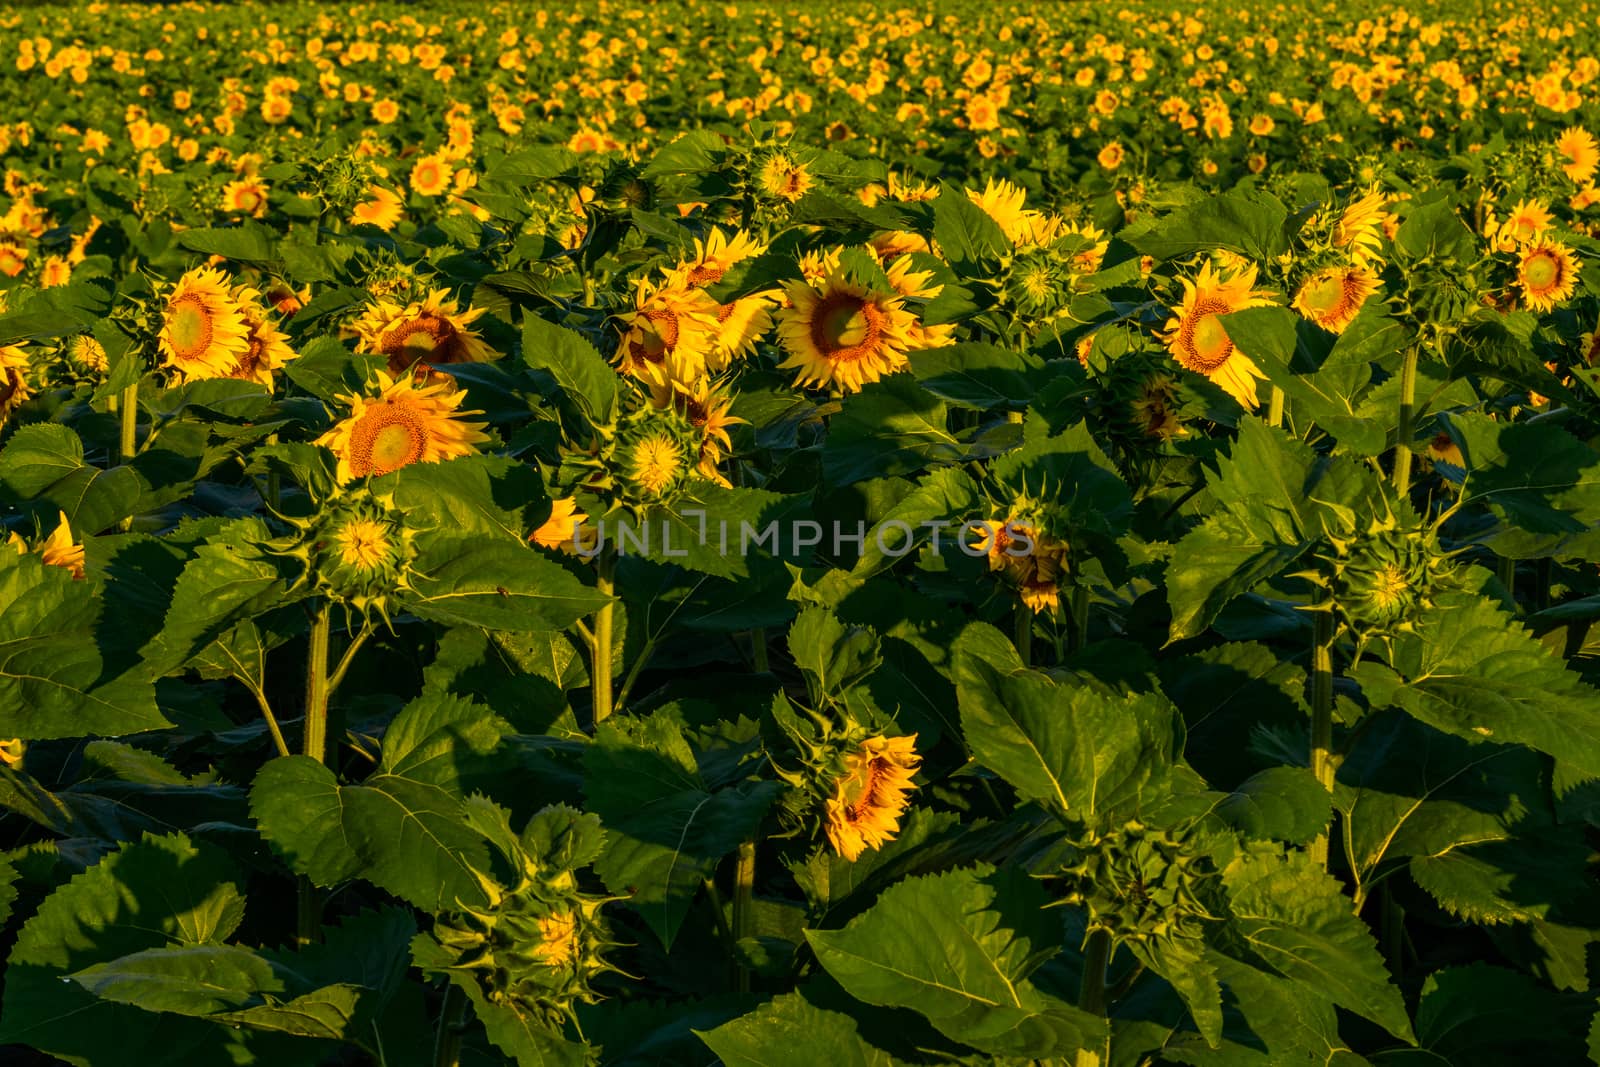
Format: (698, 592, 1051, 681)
(432, 983, 466, 1067)
(297, 600, 333, 947)
(1013, 600, 1032, 668)
(591, 552, 616, 727)
(1308, 609, 1336, 869)
(1497, 555, 1516, 609)
(118, 382, 138, 532)
(733, 841, 756, 993)
(1391, 347, 1419, 494)
(1266, 385, 1285, 429)
(1078, 930, 1112, 1015)
(750, 628, 770, 672)
(1069, 585, 1091, 654)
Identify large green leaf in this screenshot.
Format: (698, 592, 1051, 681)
(806, 864, 1105, 1058)
(250, 755, 494, 913)
(584, 713, 778, 949)
(696, 991, 897, 1067)
(956, 656, 1175, 822)
(521, 312, 617, 429)
(402, 538, 611, 632)
(1352, 592, 1600, 779)
(0, 549, 168, 739)
(821, 374, 967, 487)
(1413, 964, 1593, 1066)
(1220, 848, 1413, 1042)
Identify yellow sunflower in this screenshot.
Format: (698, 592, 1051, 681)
(882, 255, 956, 351)
(758, 153, 814, 202)
(9, 510, 85, 579)
(1517, 239, 1579, 312)
(1292, 266, 1380, 334)
(530, 497, 596, 554)
(666, 227, 764, 288)
(1061, 220, 1110, 274)
(227, 285, 298, 386)
(1334, 190, 1391, 267)
(409, 153, 453, 198)
(710, 293, 775, 370)
(220, 178, 268, 218)
(626, 432, 686, 497)
(650, 377, 745, 486)
(967, 178, 1040, 245)
(350, 185, 403, 231)
(613, 280, 722, 387)
(316, 371, 490, 483)
(0, 341, 28, 422)
(824, 734, 920, 862)
(352, 288, 496, 376)
(1495, 198, 1553, 251)
(0, 738, 23, 767)
(1557, 127, 1600, 185)
(1580, 318, 1600, 367)
(158, 267, 251, 382)
(331, 517, 394, 573)
(1161, 260, 1278, 409)
(777, 261, 918, 393)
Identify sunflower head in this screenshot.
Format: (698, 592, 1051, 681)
(1160, 260, 1277, 409)
(427, 809, 617, 1030)
(159, 266, 251, 382)
(1319, 503, 1461, 644)
(614, 402, 702, 505)
(11, 510, 85, 579)
(756, 151, 814, 203)
(0, 341, 30, 422)
(316, 370, 491, 484)
(1056, 820, 1216, 949)
(776, 260, 917, 394)
(821, 734, 921, 861)
(1291, 266, 1380, 334)
(612, 280, 721, 386)
(1516, 239, 1579, 312)
(353, 288, 495, 376)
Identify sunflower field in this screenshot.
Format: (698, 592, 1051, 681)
(5, 1, 1600, 1064)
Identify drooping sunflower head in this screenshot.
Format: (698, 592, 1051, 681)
(1160, 260, 1277, 409)
(776, 263, 917, 394)
(822, 734, 920, 862)
(349, 184, 404, 231)
(1291, 266, 1380, 334)
(967, 178, 1031, 245)
(613, 280, 722, 387)
(666, 227, 765, 289)
(1495, 197, 1554, 251)
(159, 266, 251, 382)
(316, 370, 491, 483)
(1516, 239, 1579, 312)
(530, 496, 597, 554)
(353, 288, 495, 376)
(0, 341, 29, 422)
(1333, 189, 1391, 266)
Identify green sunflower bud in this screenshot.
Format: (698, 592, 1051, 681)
(613, 402, 702, 505)
(1057, 820, 1215, 947)
(310, 494, 411, 611)
(1323, 510, 1459, 640)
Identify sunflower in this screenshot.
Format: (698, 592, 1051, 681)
(651, 377, 745, 485)
(971, 518, 1069, 614)
(613, 281, 722, 386)
(0, 738, 22, 768)
(1061, 221, 1110, 274)
(220, 178, 268, 218)
(158, 267, 251, 382)
(9, 510, 85, 579)
(1580, 318, 1600, 366)
(350, 185, 403, 231)
(530, 497, 596, 553)
(758, 152, 814, 202)
(777, 261, 918, 393)
(331, 516, 395, 573)
(710, 293, 775, 369)
(1334, 190, 1390, 267)
(868, 229, 932, 262)
(0, 341, 28, 422)
(666, 227, 764, 288)
(409, 153, 453, 198)
(1427, 432, 1464, 468)
(625, 432, 686, 498)
(1161, 260, 1277, 409)
(352, 288, 496, 376)
(967, 178, 1033, 245)
(317, 371, 490, 483)
(1557, 127, 1600, 185)
(1516, 239, 1579, 312)
(824, 734, 920, 861)
(226, 286, 297, 386)
(1292, 266, 1380, 334)
(1495, 198, 1553, 250)
(882, 255, 956, 351)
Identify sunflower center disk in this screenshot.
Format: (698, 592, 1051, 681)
(1524, 253, 1558, 290)
(1186, 311, 1234, 372)
(813, 295, 880, 360)
(168, 298, 215, 358)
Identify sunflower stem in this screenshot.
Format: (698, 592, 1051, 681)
(296, 599, 333, 947)
(1069, 585, 1091, 654)
(1078, 929, 1112, 1015)
(432, 982, 467, 1067)
(591, 552, 616, 727)
(1497, 555, 1516, 609)
(1013, 599, 1032, 668)
(1308, 608, 1336, 870)
(1266, 385, 1285, 429)
(117, 382, 138, 531)
(733, 841, 756, 994)
(1391, 346, 1419, 495)
(750, 628, 770, 673)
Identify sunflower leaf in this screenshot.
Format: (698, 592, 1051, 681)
(521, 313, 617, 429)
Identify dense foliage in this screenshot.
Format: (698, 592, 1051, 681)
(2, 1, 1600, 1065)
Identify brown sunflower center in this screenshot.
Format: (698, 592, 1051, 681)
(349, 402, 428, 477)
(628, 310, 680, 365)
(1178, 297, 1234, 373)
(1298, 274, 1345, 317)
(811, 293, 884, 362)
(685, 264, 725, 286)
(382, 315, 461, 371)
(166, 295, 216, 360)
(839, 755, 889, 822)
